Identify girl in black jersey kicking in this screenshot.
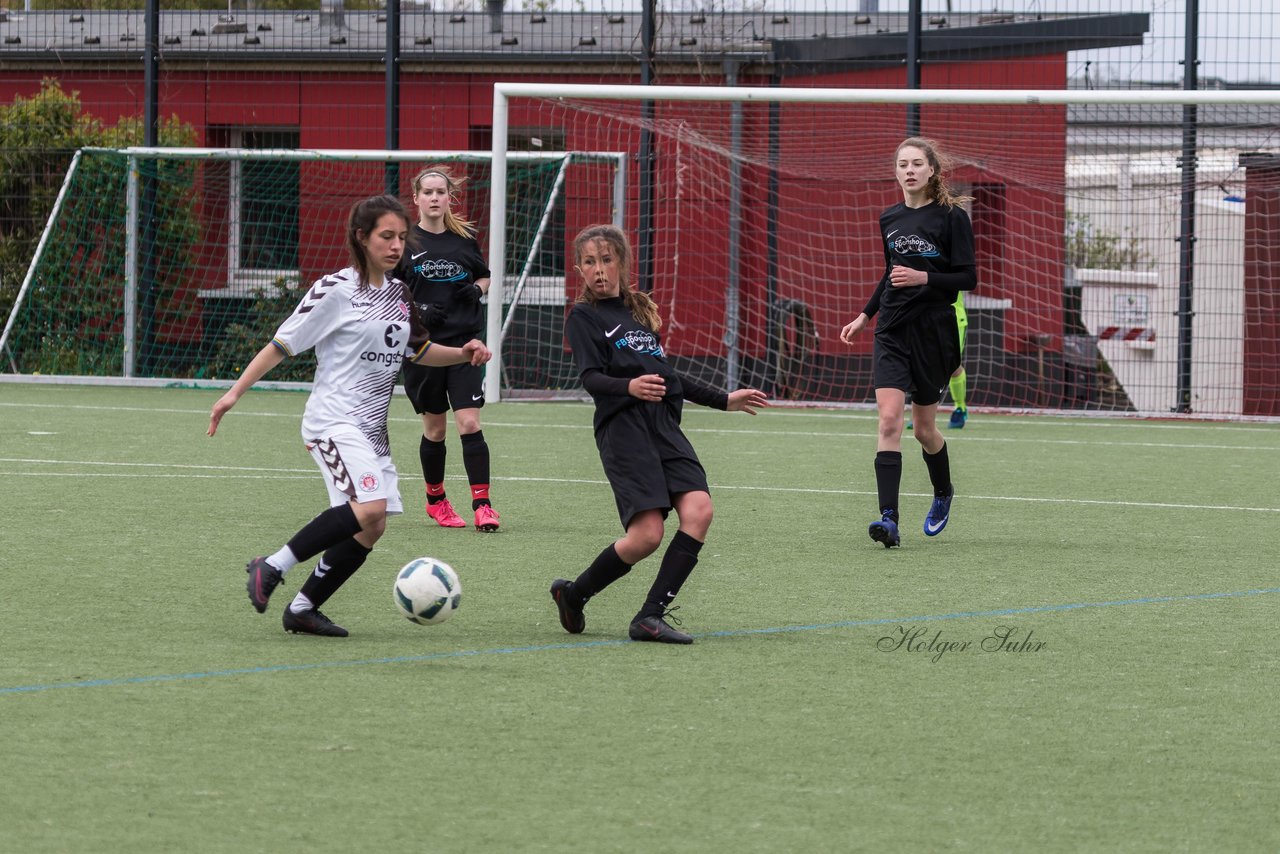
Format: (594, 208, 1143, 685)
(840, 138, 977, 548)
(550, 224, 769, 644)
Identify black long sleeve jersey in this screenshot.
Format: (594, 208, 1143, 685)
(861, 201, 976, 332)
(395, 225, 490, 346)
(565, 296, 727, 433)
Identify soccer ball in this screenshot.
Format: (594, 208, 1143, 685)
(393, 557, 462, 625)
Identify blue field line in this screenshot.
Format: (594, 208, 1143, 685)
(4, 586, 1277, 696)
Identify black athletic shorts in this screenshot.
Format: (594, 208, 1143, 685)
(872, 306, 961, 406)
(596, 403, 709, 529)
(402, 360, 485, 415)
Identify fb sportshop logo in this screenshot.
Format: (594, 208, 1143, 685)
(413, 258, 467, 282)
(359, 323, 407, 366)
(614, 329, 664, 357)
(888, 232, 939, 258)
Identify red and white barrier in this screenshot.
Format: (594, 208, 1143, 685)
(1097, 326, 1155, 343)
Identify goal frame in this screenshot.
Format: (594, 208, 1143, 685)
(486, 82, 1280, 409)
(1, 146, 627, 388)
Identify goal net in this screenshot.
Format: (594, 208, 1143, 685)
(0, 147, 623, 387)
(487, 84, 1280, 419)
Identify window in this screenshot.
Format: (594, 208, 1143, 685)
(213, 127, 300, 289)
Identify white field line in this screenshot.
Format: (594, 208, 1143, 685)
(5, 398, 1280, 433)
(2, 458, 1277, 513)
(3, 401, 1277, 452)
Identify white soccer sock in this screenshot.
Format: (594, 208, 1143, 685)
(267, 546, 299, 574)
(289, 592, 314, 614)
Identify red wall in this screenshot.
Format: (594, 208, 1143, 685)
(1, 57, 1070, 366)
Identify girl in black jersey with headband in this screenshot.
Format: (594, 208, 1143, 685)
(840, 137, 976, 549)
(398, 166, 501, 533)
(550, 224, 769, 644)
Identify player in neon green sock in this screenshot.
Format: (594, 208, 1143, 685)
(948, 292, 968, 429)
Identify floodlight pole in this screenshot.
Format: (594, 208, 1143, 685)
(385, 0, 401, 195)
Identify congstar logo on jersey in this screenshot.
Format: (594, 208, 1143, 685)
(360, 350, 403, 366)
(359, 323, 405, 366)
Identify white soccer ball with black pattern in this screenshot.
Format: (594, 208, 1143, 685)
(393, 557, 462, 625)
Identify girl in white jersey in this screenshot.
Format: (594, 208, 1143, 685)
(208, 194, 491, 636)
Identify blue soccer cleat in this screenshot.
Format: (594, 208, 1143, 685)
(868, 513, 900, 549)
(923, 488, 954, 536)
(948, 407, 967, 429)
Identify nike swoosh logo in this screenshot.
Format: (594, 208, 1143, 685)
(472, 394, 483, 401)
(411, 251, 430, 260)
(605, 324, 622, 337)
(924, 517, 947, 535)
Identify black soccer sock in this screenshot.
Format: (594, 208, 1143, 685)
(460, 431, 491, 509)
(572, 543, 633, 603)
(874, 450, 903, 523)
(638, 530, 703, 619)
(285, 503, 362, 564)
(299, 537, 372, 609)
(922, 442, 953, 498)
(420, 436, 447, 501)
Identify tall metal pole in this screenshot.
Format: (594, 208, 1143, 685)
(906, 0, 922, 136)
(1175, 0, 1199, 412)
(637, 0, 656, 292)
(139, 0, 160, 375)
(385, 0, 401, 195)
(723, 60, 743, 389)
(765, 84, 781, 394)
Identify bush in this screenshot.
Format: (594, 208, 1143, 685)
(206, 279, 317, 383)
(1065, 212, 1152, 271)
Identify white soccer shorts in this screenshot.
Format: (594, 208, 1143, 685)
(305, 430, 404, 516)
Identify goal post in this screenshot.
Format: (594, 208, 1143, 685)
(487, 82, 1280, 418)
(1, 146, 626, 389)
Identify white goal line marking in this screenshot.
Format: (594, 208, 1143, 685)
(4, 405, 1275, 454)
(5, 399, 1279, 435)
(2, 459, 1276, 514)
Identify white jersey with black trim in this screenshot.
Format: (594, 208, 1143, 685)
(272, 267, 418, 456)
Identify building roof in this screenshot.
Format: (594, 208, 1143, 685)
(0, 8, 1148, 73)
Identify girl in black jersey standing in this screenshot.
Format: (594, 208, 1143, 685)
(840, 138, 976, 548)
(398, 166, 501, 532)
(550, 224, 769, 644)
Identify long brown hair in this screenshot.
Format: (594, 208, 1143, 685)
(572, 224, 662, 331)
(896, 137, 973, 209)
(411, 165, 477, 238)
(346, 194, 410, 288)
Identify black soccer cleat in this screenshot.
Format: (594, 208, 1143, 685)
(550, 578, 586, 634)
(628, 613, 694, 645)
(282, 607, 349, 637)
(246, 556, 284, 614)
